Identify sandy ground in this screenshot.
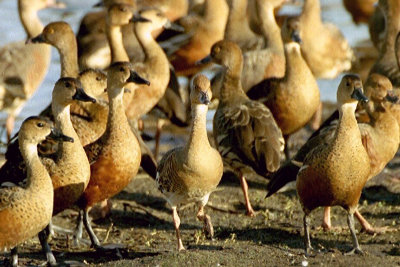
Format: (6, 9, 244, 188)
(1, 102, 400, 266)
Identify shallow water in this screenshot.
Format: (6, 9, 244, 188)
(0, 0, 370, 136)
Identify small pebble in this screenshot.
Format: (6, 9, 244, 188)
(302, 260, 309, 267)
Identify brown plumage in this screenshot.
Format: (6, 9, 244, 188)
(0, 0, 54, 141)
(343, 0, 377, 24)
(77, 62, 148, 249)
(247, 17, 320, 158)
(0, 116, 72, 266)
(201, 40, 284, 216)
(157, 74, 223, 251)
(369, 0, 400, 88)
(296, 74, 370, 255)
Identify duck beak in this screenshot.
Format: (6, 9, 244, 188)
(93, 1, 103, 7)
(26, 33, 46, 44)
(195, 55, 212, 65)
(164, 20, 185, 32)
(385, 90, 400, 104)
(73, 87, 97, 103)
(130, 14, 151, 23)
(47, 128, 74, 143)
(127, 71, 150, 86)
(351, 87, 369, 103)
(291, 30, 302, 44)
(200, 91, 210, 105)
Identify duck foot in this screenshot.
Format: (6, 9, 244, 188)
(94, 244, 126, 259)
(305, 246, 319, 258)
(197, 205, 214, 240)
(355, 209, 391, 235)
(344, 247, 364, 255)
(239, 174, 256, 217)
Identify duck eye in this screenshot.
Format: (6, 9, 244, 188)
(37, 122, 44, 128)
(346, 82, 350, 87)
(96, 76, 101, 81)
(157, 12, 162, 17)
(65, 82, 71, 88)
(119, 67, 125, 72)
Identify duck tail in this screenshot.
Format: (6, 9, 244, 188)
(265, 161, 300, 198)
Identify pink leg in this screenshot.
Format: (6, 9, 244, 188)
(321, 206, 332, 231)
(310, 102, 322, 131)
(355, 209, 388, 234)
(196, 205, 214, 239)
(154, 119, 166, 160)
(239, 175, 255, 217)
(5, 114, 15, 143)
(172, 207, 185, 251)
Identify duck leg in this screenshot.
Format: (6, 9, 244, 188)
(196, 205, 214, 239)
(172, 206, 185, 251)
(82, 208, 101, 248)
(10, 247, 18, 267)
(321, 206, 332, 230)
(154, 119, 166, 159)
(38, 225, 57, 266)
(344, 212, 364, 255)
(239, 174, 255, 216)
(5, 114, 15, 143)
(303, 213, 314, 257)
(309, 102, 322, 130)
(73, 209, 84, 246)
(354, 209, 387, 234)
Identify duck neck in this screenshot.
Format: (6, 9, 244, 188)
(225, 0, 251, 37)
(135, 23, 165, 66)
(284, 42, 309, 79)
(301, 0, 321, 25)
(204, 0, 229, 29)
(381, 3, 400, 60)
(18, 4, 43, 38)
(335, 102, 359, 142)
(57, 37, 79, 78)
(220, 59, 246, 102)
(185, 104, 210, 153)
(106, 87, 128, 136)
(107, 24, 129, 63)
(257, 2, 283, 52)
(19, 140, 50, 189)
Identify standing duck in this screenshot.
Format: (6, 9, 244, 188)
(247, 17, 320, 159)
(76, 62, 149, 249)
(0, 0, 55, 141)
(296, 0, 353, 79)
(296, 74, 370, 255)
(0, 116, 72, 266)
(156, 74, 223, 251)
(199, 40, 284, 216)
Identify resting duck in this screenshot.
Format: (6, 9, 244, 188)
(0, 78, 95, 265)
(247, 17, 320, 159)
(296, 74, 370, 256)
(296, 0, 353, 79)
(156, 74, 223, 251)
(0, 0, 54, 141)
(267, 73, 399, 234)
(76, 62, 149, 250)
(198, 40, 284, 216)
(0, 116, 72, 266)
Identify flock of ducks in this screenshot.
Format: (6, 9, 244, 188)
(0, 0, 399, 265)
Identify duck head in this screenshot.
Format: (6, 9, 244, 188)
(19, 116, 73, 146)
(191, 74, 212, 106)
(337, 74, 368, 107)
(52, 77, 96, 107)
(131, 8, 184, 33)
(79, 69, 108, 100)
(26, 21, 75, 48)
(197, 40, 243, 72)
(107, 3, 136, 26)
(281, 17, 302, 44)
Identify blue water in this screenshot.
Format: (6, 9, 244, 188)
(0, 0, 371, 136)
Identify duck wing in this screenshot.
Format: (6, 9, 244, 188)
(215, 99, 284, 176)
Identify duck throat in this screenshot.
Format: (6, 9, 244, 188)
(105, 87, 128, 136)
(185, 104, 210, 153)
(220, 60, 246, 102)
(18, 4, 43, 38)
(301, 0, 321, 25)
(204, 0, 229, 27)
(52, 104, 80, 154)
(19, 141, 49, 189)
(257, 2, 282, 52)
(57, 38, 79, 78)
(107, 24, 129, 63)
(135, 24, 165, 65)
(335, 102, 359, 142)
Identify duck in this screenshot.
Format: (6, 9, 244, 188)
(247, 17, 320, 159)
(0, 0, 55, 141)
(77, 0, 188, 70)
(76, 62, 149, 250)
(0, 78, 96, 265)
(267, 73, 399, 234)
(297, 74, 370, 256)
(168, 0, 229, 76)
(198, 40, 284, 216)
(156, 74, 223, 251)
(369, 0, 400, 89)
(212, 0, 286, 97)
(0, 116, 72, 266)
(343, 0, 377, 25)
(296, 0, 353, 79)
